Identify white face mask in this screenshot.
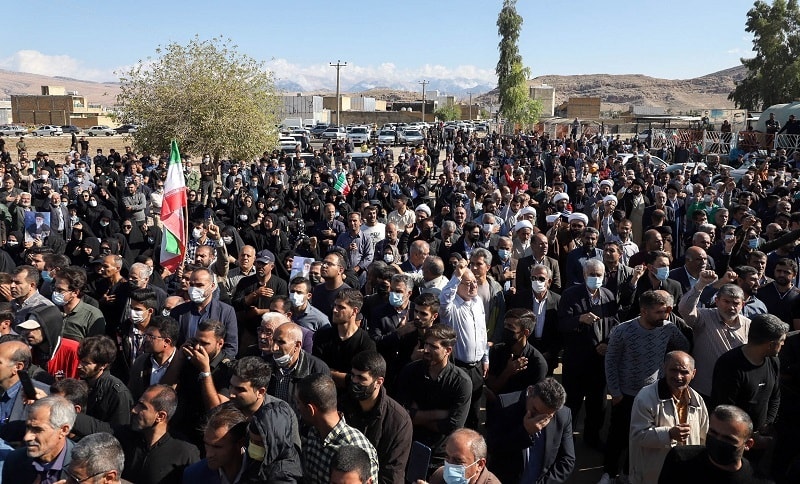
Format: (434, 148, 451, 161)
(89, 200, 98, 207)
(192, 228, 203, 239)
(188, 286, 207, 304)
(531, 280, 547, 293)
(222, 236, 233, 245)
(288, 292, 305, 308)
(130, 309, 145, 325)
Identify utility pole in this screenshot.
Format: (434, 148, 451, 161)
(467, 92, 473, 121)
(330, 60, 347, 127)
(419, 80, 429, 122)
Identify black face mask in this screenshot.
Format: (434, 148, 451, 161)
(705, 433, 743, 466)
(348, 379, 375, 401)
(502, 328, 519, 346)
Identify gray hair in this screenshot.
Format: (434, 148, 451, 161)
(423, 256, 444, 277)
(481, 213, 496, 224)
(584, 259, 605, 275)
(30, 396, 76, 430)
(130, 262, 152, 279)
(390, 273, 415, 292)
(713, 405, 753, 438)
(665, 350, 696, 370)
(531, 263, 553, 280)
(442, 220, 457, 233)
(471, 247, 492, 265)
(448, 428, 488, 461)
(748, 314, 789, 345)
(71, 432, 125, 476)
(410, 240, 430, 255)
(717, 283, 744, 301)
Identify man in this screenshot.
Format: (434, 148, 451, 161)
(313, 289, 376, 388)
(113, 287, 158, 381)
(117, 385, 200, 483)
(485, 309, 548, 396)
(394, 324, 472, 469)
(658, 405, 772, 483)
(182, 404, 248, 483)
(427, 428, 502, 484)
(402, 240, 431, 274)
(171, 267, 239, 359)
(628, 229, 664, 268)
(194, 230, 230, 283)
(52, 266, 106, 343)
(678, 271, 751, 399)
(734, 265, 769, 318)
(1, 396, 76, 483)
(77, 335, 133, 427)
(711, 313, 787, 445)
(487, 378, 575, 483)
(92, 254, 129, 337)
(558, 259, 619, 449)
(515, 233, 562, 301)
(360, 204, 386, 246)
(336, 212, 374, 276)
(288, 276, 330, 332)
(128, 315, 179, 401)
(0, 340, 50, 441)
(330, 445, 375, 484)
(65, 432, 126, 484)
(387, 194, 415, 232)
(126, 262, 168, 311)
(470, 248, 505, 344)
(630, 351, 709, 484)
(296, 373, 379, 484)
(315, 203, 346, 251)
(311, 252, 351, 322)
(10, 264, 55, 324)
(18, 309, 80, 380)
(602, 290, 691, 482)
(759, 258, 800, 328)
(369, 273, 415, 350)
(232, 250, 287, 350)
(121, 181, 147, 224)
(565, 227, 603, 287)
(339, 351, 412, 484)
(220, 357, 304, 482)
(439, 257, 488, 431)
(628, 250, 683, 320)
(224, 245, 256, 300)
(185, 220, 218, 264)
(268, 322, 330, 409)
(669, 246, 708, 294)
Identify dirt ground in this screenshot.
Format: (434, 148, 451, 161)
(4, 134, 134, 160)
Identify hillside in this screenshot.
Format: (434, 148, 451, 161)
(0, 65, 748, 112)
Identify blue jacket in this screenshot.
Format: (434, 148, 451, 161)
(171, 298, 239, 359)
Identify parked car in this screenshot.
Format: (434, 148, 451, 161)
(279, 136, 300, 152)
(347, 126, 370, 145)
(60, 125, 81, 134)
(31, 125, 63, 136)
(399, 129, 425, 146)
(321, 127, 346, 141)
(0, 125, 27, 136)
(377, 130, 396, 146)
(115, 124, 139, 134)
(310, 124, 329, 138)
(86, 125, 116, 136)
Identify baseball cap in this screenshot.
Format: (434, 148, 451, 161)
(256, 249, 275, 264)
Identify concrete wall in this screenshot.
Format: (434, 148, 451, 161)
(336, 110, 432, 126)
(567, 97, 601, 119)
(530, 85, 555, 117)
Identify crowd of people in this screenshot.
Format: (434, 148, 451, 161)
(0, 125, 799, 483)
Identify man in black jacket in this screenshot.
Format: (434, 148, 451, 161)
(267, 322, 330, 411)
(487, 378, 575, 483)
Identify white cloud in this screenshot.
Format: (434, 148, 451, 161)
(265, 58, 496, 91)
(726, 48, 742, 54)
(0, 50, 117, 82)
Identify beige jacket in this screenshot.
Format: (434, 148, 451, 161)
(629, 379, 709, 484)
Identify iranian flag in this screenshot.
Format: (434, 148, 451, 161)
(159, 140, 187, 272)
(334, 172, 350, 196)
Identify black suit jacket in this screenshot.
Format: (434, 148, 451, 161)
(488, 397, 576, 484)
(669, 266, 694, 294)
(2, 439, 74, 482)
(529, 290, 562, 373)
(628, 276, 683, 320)
(514, 254, 562, 304)
(558, 285, 619, 368)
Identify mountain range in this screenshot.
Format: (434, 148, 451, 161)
(0, 65, 747, 111)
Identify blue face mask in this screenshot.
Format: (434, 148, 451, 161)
(585, 276, 603, 290)
(748, 238, 759, 249)
(41, 270, 53, 283)
(443, 460, 478, 484)
(497, 249, 510, 261)
(51, 291, 66, 306)
(654, 266, 670, 281)
(388, 291, 405, 308)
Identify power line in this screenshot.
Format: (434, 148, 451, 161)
(419, 80, 429, 122)
(330, 60, 347, 127)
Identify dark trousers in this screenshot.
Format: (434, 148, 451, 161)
(563, 358, 606, 440)
(455, 361, 486, 433)
(604, 394, 635, 476)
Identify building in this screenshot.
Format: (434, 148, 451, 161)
(281, 94, 328, 125)
(10, 86, 114, 127)
(530, 84, 556, 118)
(0, 100, 11, 125)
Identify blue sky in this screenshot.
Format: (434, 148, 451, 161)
(0, 0, 757, 89)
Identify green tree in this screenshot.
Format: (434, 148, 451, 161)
(729, 0, 800, 110)
(435, 102, 461, 121)
(496, 0, 542, 129)
(116, 36, 281, 160)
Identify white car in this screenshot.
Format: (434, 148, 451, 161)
(86, 125, 116, 136)
(31, 125, 63, 136)
(279, 136, 299, 152)
(399, 129, 425, 146)
(377, 130, 396, 146)
(347, 126, 370, 145)
(0, 125, 27, 136)
(321, 127, 346, 141)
